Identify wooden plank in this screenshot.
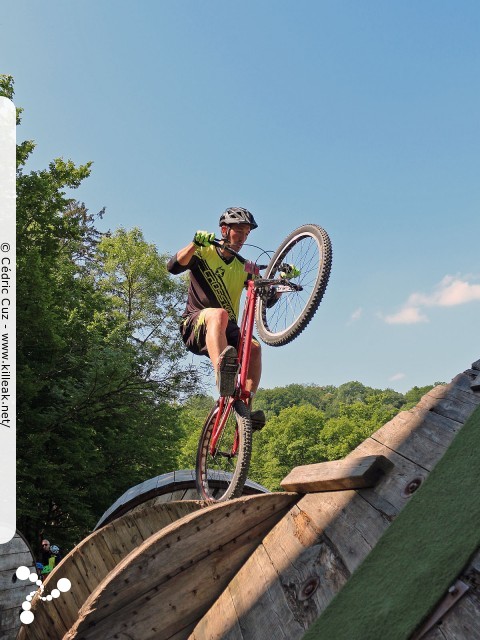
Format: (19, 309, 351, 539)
(64, 493, 299, 640)
(168, 621, 198, 640)
(170, 488, 189, 501)
(371, 411, 455, 472)
(280, 455, 392, 493)
(183, 488, 202, 500)
(132, 501, 204, 540)
(451, 369, 480, 393)
(345, 438, 430, 518)
(44, 562, 91, 625)
(0, 607, 26, 636)
(0, 535, 28, 555)
(0, 568, 36, 593)
(191, 583, 242, 640)
(417, 385, 479, 423)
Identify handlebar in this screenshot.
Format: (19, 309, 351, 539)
(209, 238, 302, 292)
(212, 239, 269, 273)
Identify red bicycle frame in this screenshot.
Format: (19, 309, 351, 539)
(208, 278, 258, 456)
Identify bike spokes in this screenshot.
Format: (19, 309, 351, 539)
(195, 400, 252, 502)
(255, 225, 332, 346)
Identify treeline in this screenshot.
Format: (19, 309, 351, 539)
(176, 381, 438, 491)
(5, 75, 442, 557)
(4, 76, 202, 553)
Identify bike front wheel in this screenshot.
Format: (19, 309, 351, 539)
(195, 399, 252, 502)
(255, 223, 332, 346)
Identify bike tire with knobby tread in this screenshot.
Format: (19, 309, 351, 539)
(195, 399, 252, 502)
(255, 223, 332, 346)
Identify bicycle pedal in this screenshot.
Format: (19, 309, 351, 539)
(250, 409, 266, 432)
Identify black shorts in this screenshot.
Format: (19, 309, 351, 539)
(180, 311, 241, 357)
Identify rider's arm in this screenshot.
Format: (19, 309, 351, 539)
(167, 231, 215, 274)
(167, 242, 197, 273)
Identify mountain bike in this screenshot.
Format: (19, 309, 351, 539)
(195, 224, 332, 502)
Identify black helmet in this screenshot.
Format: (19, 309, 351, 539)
(219, 207, 258, 230)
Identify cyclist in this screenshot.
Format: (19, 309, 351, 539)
(167, 207, 265, 430)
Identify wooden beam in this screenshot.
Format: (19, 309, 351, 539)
(280, 455, 393, 493)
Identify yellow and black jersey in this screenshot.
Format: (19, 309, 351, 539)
(167, 245, 249, 323)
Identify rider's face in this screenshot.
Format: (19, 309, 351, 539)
(225, 224, 250, 250)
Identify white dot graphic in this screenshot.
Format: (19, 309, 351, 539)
(16, 564, 73, 624)
(16, 566, 31, 581)
(20, 610, 34, 625)
(57, 578, 72, 593)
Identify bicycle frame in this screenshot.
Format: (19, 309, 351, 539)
(206, 239, 302, 460)
(208, 278, 258, 457)
(196, 224, 331, 501)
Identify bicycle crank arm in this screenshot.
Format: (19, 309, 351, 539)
(216, 450, 235, 459)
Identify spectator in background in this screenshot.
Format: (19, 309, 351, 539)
(50, 544, 63, 563)
(39, 539, 51, 565)
(38, 539, 63, 577)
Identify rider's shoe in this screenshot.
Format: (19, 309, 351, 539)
(216, 346, 238, 397)
(251, 409, 266, 432)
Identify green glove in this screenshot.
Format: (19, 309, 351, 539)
(280, 264, 301, 279)
(193, 230, 216, 247)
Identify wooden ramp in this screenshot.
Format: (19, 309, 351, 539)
(16, 500, 205, 640)
(192, 361, 480, 640)
(0, 531, 35, 640)
(16, 360, 480, 640)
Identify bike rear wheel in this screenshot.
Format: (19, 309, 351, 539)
(196, 399, 252, 502)
(255, 223, 332, 346)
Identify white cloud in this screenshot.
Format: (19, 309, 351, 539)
(384, 274, 480, 325)
(384, 306, 429, 325)
(348, 307, 363, 324)
(412, 275, 480, 308)
(389, 372, 406, 381)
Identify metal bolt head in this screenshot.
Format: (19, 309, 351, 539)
(298, 577, 320, 601)
(402, 476, 424, 497)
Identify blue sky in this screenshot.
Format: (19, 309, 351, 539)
(3, 1, 480, 393)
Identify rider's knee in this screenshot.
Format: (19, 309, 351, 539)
(205, 307, 229, 329)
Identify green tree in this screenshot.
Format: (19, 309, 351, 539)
(176, 394, 215, 469)
(249, 404, 326, 490)
(9, 74, 200, 553)
(402, 384, 439, 409)
(249, 387, 409, 490)
(254, 383, 336, 419)
(93, 227, 198, 396)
